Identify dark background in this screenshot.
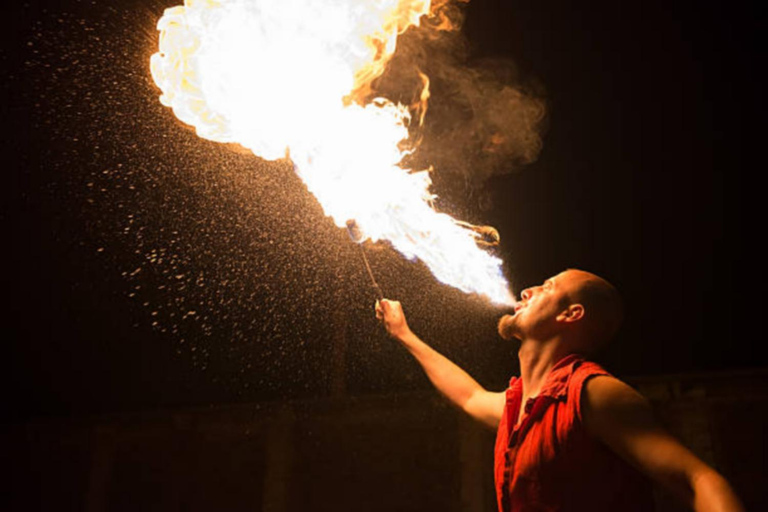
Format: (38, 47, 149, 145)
(2, 0, 762, 421)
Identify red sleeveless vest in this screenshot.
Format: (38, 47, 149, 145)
(494, 354, 655, 512)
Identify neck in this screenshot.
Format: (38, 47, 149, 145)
(517, 337, 572, 399)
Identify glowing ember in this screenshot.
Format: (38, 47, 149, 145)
(150, 0, 515, 305)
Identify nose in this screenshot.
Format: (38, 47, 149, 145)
(521, 288, 533, 300)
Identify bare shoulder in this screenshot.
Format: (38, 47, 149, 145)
(583, 375, 648, 408)
(581, 375, 655, 436)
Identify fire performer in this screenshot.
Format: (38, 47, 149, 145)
(375, 269, 743, 512)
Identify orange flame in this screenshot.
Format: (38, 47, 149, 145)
(150, 0, 514, 305)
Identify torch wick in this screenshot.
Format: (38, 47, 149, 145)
(358, 244, 385, 301)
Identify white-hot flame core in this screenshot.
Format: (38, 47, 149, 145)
(150, 0, 515, 305)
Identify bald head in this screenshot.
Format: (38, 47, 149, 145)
(560, 269, 624, 352)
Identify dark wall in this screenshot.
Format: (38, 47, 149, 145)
(2, 369, 766, 512)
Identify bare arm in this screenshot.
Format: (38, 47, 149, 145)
(375, 299, 505, 428)
(582, 376, 744, 512)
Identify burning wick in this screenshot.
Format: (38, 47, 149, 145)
(453, 220, 501, 247)
(346, 219, 385, 301)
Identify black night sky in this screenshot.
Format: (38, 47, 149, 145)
(2, 0, 762, 421)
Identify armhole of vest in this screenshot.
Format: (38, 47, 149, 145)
(574, 370, 611, 425)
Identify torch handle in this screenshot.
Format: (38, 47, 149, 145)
(358, 244, 385, 301)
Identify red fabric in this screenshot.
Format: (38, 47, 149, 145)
(494, 354, 655, 512)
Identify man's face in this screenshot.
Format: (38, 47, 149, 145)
(498, 271, 580, 341)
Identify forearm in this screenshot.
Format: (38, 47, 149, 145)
(397, 330, 486, 412)
(690, 469, 744, 512)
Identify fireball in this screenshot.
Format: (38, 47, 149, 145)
(150, 0, 514, 305)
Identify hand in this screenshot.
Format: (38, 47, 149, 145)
(375, 299, 412, 341)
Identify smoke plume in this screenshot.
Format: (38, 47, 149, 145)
(373, 1, 546, 200)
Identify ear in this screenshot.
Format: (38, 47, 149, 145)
(557, 304, 584, 323)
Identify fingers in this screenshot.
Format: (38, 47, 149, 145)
(374, 298, 399, 321)
(379, 299, 400, 313)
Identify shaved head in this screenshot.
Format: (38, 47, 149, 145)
(562, 269, 624, 352)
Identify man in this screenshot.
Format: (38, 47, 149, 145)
(375, 269, 743, 512)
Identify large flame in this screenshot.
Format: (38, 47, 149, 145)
(150, 0, 514, 305)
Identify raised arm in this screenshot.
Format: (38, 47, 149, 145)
(375, 299, 505, 428)
(582, 376, 744, 512)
